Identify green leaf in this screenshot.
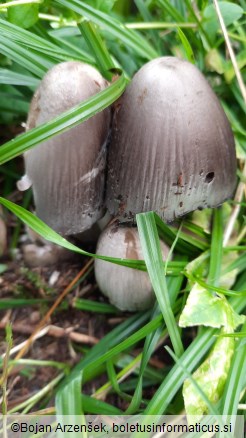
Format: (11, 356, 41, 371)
(7, 3, 39, 29)
(179, 283, 245, 329)
(0, 73, 127, 164)
(144, 290, 245, 415)
(183, 330, 235, 416)
(205, 48, 224, 74)
(202, 1, 244, 44)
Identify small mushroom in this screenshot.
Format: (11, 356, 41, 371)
(106, 57, 237, 223)
(18, 61, 111, 235)
(94, 223, 169, 311)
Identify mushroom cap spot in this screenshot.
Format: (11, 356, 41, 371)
(106, 57, 237, 223)
(94, 224, 169, 311)
(24, 61, 111, 235)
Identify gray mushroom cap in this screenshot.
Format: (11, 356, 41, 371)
(106, 57, 237, 223)
(18, 61, 111, 235)
(94, 223, 169, 311)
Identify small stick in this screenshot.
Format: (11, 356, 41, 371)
(13, 258, 93, 362)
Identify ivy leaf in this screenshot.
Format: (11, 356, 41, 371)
(179, 283, 245, 329)
(183, 331, 234, 416)
(7, 3, 39, 29)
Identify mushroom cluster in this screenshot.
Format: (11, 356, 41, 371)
(19, 57, 237, 311)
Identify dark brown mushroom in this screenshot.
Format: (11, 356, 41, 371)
(106, 57, 237, 223)
(18, 61, 111, 235)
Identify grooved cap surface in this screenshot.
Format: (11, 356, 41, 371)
(106, 57, 237, 222)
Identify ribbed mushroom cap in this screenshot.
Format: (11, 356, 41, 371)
(106, 57, 237, 223)
(19, 61, 111, 235)
(94, 223, 169, 311)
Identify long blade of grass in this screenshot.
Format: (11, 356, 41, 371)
(0, 17, 83, 63)
(56, 373, 82, 415)
(78, 21, 115, 78)
(126, 304, 164, 414)
(81, 394, 122, 414)
(0, 69, 39, 87)
(0, 299, 49, 309)
(0, 92, 29, 115)
(208, 208, 223, 285)
(156, 0, 184, 22)
(0, 73, 127, 164)
(0, 36, 52, 77)
(154, 214, 208, 254)
(177, 27, 195, 63)
(221, 320, 246, 415)
(136, 212, 184, 357)
(0, 198, 184, 274)
(48, 28, 95, 65)
(55, 0, 158, 60)
(126, 271, 185, 413)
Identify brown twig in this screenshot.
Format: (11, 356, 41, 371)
(13, 258, 94, 362)
(0, 321, 98, 346)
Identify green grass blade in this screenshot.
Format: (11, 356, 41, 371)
(73, 298, 118, 314)
(0, 73, 127, 164)
(49, 28, 95, 64)
(0, 198, 184, 274)
(0, 35, 51, 77)
(221, 321, 246, 415)
(0, 69, 39, 87)
(177, 27, 195, 63)
(0, 17, 81, 63)
(55, 0, 158, 60)
(0, 298, 49, 309)
(154, 214, 208, 254)
(81, 394, 122, 414)
(78, 21, 115, 78)
(126, 304, 164, 413)
(56, 372, 82, 415)
(0, 91, 29, 115)
(136, 212, 184, 357)
(156, 0, 184, 22)
(208, 208, 223, 285)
